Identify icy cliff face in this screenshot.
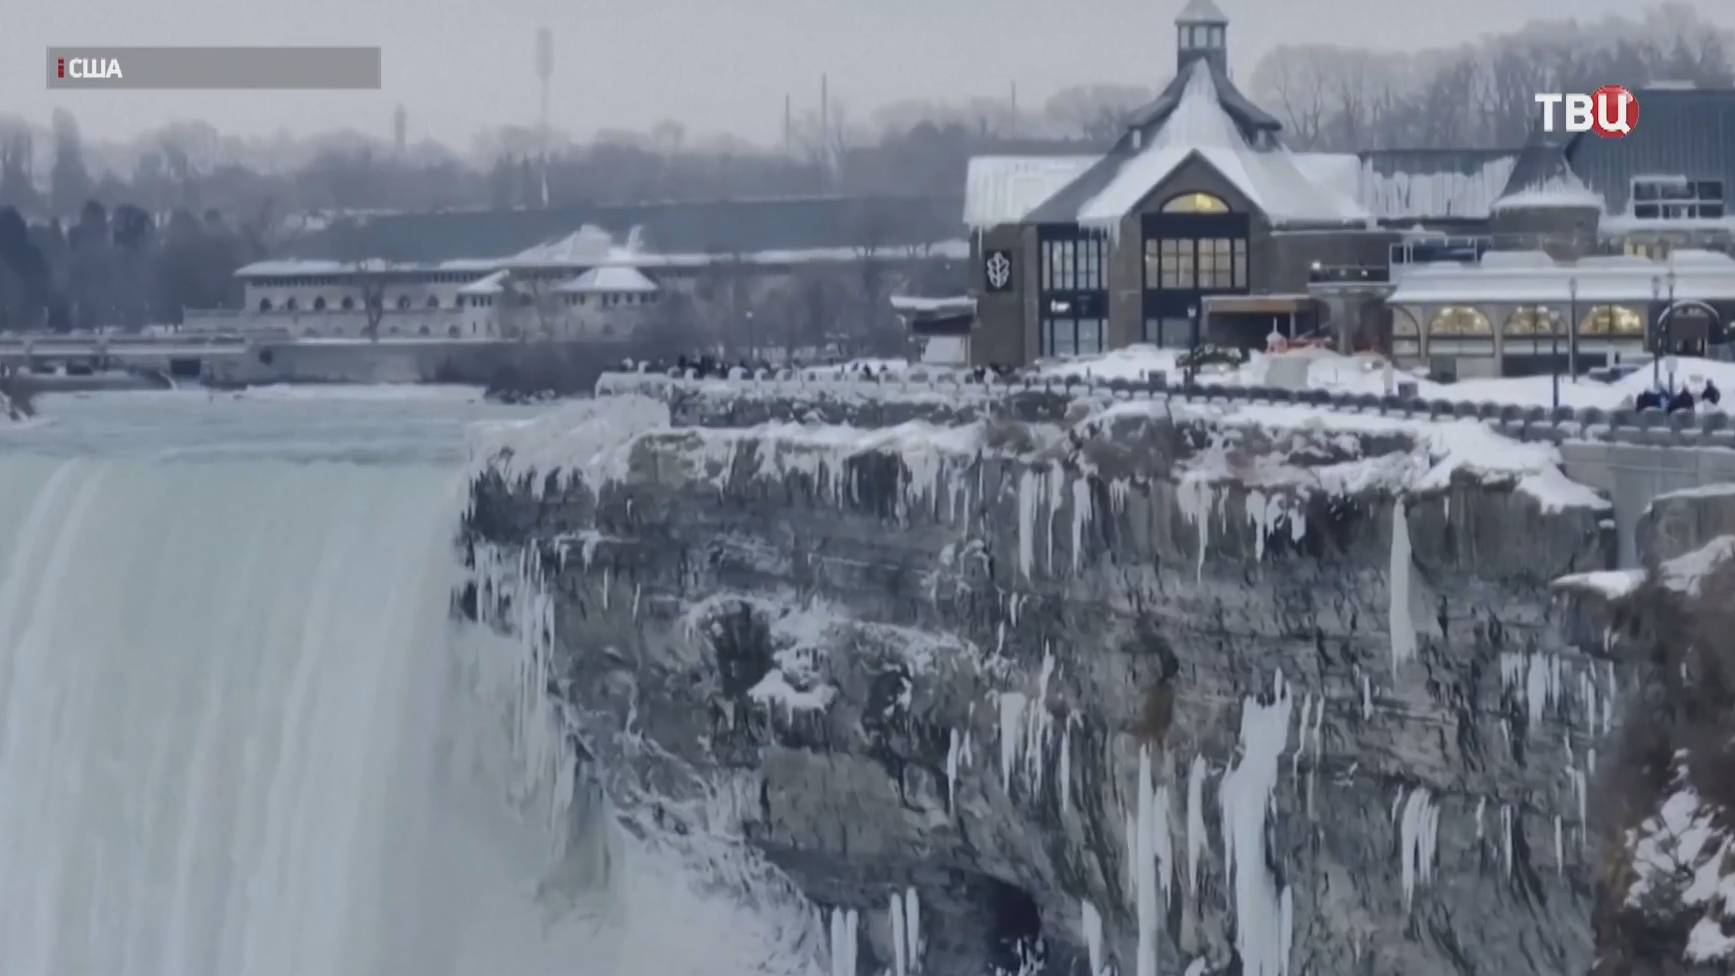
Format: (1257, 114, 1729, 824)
(464, 386, 1620, 976)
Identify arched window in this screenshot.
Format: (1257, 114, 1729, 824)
(1429, 306, 1492, 336)
(285, 297, 298, 312)
(1581, 305, 1644, 336)
(418, 325, 431, 336)
(1161, 192, 1230, 214)
(341, 296, 355, 311)
(447, 325, 460, 338)
(427, 295, 440, 309)
(258, 297, 273, 312)
(396, 295, 411, 310)
(1503, 306, 1563, 336)
(1392, 312, 1420, 337)
(313, 296, 327, 311)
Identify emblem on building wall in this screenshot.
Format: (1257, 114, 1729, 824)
(985, 250, 1014, 292)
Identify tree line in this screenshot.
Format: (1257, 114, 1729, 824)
(1249, 2, 1735, 151)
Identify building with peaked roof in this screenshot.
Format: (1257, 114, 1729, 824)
(962, 3, 1735, 373)
(967, 1, 1396, 367)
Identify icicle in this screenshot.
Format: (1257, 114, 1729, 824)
(601, 566, 611, 610)
(1218, 671, 1295, 976)
(891, 892, 908, 976)
(1136, 746, 1159, 976)
(631, 582, 642, 620)
(1154, 784, 1174, 906)
(1186, 754, 1207, 895)
(1398, 788, 1440, 911)
(1017, 469, 1043, 580)
(1071, 475, 1093, 575)
(1554, 816, 1564, 874)
(905, 887, 922, 973)
(1361, 670, 1373, 720)
(1082, 899, 1105, 976)
(1475, 797, 1486, 841)
(1126, 809, 1139, 908)
(1059, 720, 1073, 814)
(998, 692, 1026, 795)
(1177, 475, 1217, 582)
(1389, 500, 1417, 671)
(1045, 463, 1065, 574)
(1500, 805, 1515, 877)
(946, 729, 961, 815)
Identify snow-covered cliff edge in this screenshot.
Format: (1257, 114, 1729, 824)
(462, 383, 1623, 976)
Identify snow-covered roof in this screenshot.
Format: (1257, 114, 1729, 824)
(1389, 249, 1735, 304)
(457, 270, 510, 295)
(507, 225, 625, 267)
(1351, 153, 1519, 220)
(558, 265, 659, 294)
(964, 156, 1100, 229)
(1492, 174, 1605, 213)
(1074, 61, 1369, 230)
(1176, 0, 1228, 22)
(235, 237, 969, 281)
(890, 295, 976, 316)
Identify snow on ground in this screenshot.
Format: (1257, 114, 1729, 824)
(1131, 397, 1612, 512)
(1041, 344, 1735, 413)
(237, 383, 486, 402)
(468, 394, 671, 494)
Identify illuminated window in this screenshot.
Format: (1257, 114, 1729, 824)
(1503, 306, 1563, 335)
(1581, 305, 1644, 336)
(1161, 192, 1230, 214)
(1428, 306, 1492, 336)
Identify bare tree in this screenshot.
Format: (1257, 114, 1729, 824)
(1042, 84, 1152, 143)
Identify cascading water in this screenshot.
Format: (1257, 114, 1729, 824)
(0, 391, 819, 976)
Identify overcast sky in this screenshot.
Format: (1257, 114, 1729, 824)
(5, 0, 1735, 150)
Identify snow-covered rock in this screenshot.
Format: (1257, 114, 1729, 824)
(464, 386, 1625, 976)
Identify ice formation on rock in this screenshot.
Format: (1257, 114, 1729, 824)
(1081, 899, 1105, 976)
(828, 907, 858, 976)
(1177, 475, 1221, 582)
(1388, 500, 1417, 671)
(1219, 671, 1295, 976)
(1186, 754, 1208, 894)
(1397, 788, 1441, 910)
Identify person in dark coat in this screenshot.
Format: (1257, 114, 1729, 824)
(1670, 388, 1696, 413)
(1635, 389, 1663, 411)
(1704, 379, 1722, 406)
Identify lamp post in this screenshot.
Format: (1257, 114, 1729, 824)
(1666, 268, 1678, 393)
(1567, 276, 1578, 383)
(1551, 299, 1561, 412)
(1651, 275, 1662, 391)
(1186, 303, 1200, 389)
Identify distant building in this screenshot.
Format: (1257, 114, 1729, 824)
(960, 0, 1735, 374)
(192, 195, 969, 342)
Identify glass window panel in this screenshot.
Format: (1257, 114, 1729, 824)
(1078, 318, 1103, 355)
(1704, 203, 1725, 218)
(1701, 181, 1725, 202)
(1233, 238, 1247, 288)
(1633, 180, 1659, 201)
(1051, 319, 1076, 357)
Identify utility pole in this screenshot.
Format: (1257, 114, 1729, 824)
(820, 73, 830, 172)
(536, 26, 553, 209)
(1567, 277, 1578, 383)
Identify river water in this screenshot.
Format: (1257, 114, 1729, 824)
(0, 387, 816, 976)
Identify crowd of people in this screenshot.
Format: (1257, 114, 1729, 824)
(617, 355, 1021, 385)
(1633, 378, 1722, 414)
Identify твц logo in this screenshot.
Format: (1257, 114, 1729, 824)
(1535, 86, 1639, 139)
